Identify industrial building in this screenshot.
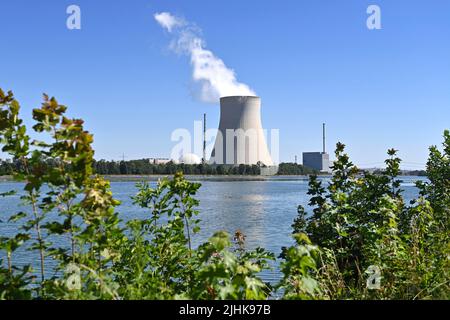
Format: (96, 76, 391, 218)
(209, 96, 274, 166)
(302, 123, 330, 173)
(302, 152, 330, 172)
(148, 158, 171, 165)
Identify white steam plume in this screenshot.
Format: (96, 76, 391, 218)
(154, 12, 185, 32)
(154, 12, 256, 103)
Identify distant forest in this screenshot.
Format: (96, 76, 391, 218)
(0, 158, 425, 176)
(92, 160, 319, 175)
(277, 162, 318, 175)
(93, 159, 262, 175)
(0, 159, 263, 176)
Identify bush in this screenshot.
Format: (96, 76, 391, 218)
(285, 138, 449, 299)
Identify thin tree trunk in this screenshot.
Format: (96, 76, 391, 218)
(21, 157, 45, 283)
(31, 197, 45, 282)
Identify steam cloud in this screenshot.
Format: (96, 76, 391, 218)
(154, 12, 256, 103)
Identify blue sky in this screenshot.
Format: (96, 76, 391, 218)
(1, 0, 449, 169)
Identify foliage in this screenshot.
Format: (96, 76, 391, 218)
(277, 233, 322, 299)
(188, 230, 275, 299)
(277, 163, 318, 175)
(115, 176, 275, 299)
(286, 137, 449, 299)
(94, 160, 262, 176)
(0, 159, 263, 177)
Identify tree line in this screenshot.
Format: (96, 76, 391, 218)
(93, 159, 263, 175)
(0, 158, 319, 176)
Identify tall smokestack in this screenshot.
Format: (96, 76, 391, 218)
(322, 123, 326, 154)
(209, 96, 273, 166)
(203, 113, 206, 164)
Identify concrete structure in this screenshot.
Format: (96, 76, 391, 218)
(302, 152, 330, 172)
(209, 96, 273, 166)
(302, 123, 330, 172)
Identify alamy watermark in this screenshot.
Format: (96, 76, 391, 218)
(66, 5, 81, 30)
(65, 263, 81, 291)
(170, 121, 279, 165)
(366, 265, 382, 289)
(65, 5, 381, 31)
(367, 5, 382, 30)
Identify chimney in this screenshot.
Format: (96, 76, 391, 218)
(203, 113, 206, 164)
(322, 123, 326, 154)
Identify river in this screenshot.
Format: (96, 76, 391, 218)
(0, 176, 427, 284)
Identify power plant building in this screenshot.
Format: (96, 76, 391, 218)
(209, 96, 274, 166)
(302, 123, 330, 173)
(302, 152, 330, 172)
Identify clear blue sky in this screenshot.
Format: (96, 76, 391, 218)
(1, 0, 449, 169)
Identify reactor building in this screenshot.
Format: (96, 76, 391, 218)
(302, 123, 330, 173)
(209, 96, 274, 166)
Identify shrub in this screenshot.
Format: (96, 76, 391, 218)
(286, 135, 449, 299)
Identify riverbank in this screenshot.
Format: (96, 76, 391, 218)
(0, 175, 314, 182)
(0, 174, 427, 183)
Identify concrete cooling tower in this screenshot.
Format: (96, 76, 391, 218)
(209, 96, 273, 166)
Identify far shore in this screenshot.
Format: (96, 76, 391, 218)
(0, 174, 313, 183)
(102, 174, 313, 182)
(0, 173, 426, 183)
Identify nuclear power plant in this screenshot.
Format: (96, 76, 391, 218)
(209, 96, 274, 166)
(302, 123, 330, 172)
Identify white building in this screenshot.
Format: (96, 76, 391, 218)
(148, 158, 171, 165)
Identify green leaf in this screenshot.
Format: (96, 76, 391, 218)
(8, 212, 27, 223)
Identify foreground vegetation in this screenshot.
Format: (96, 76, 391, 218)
(0, 88, 448, 300)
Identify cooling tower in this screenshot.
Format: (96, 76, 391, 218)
(209, 96, 273, 166)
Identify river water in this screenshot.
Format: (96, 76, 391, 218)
(0, 176, 427, 284)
